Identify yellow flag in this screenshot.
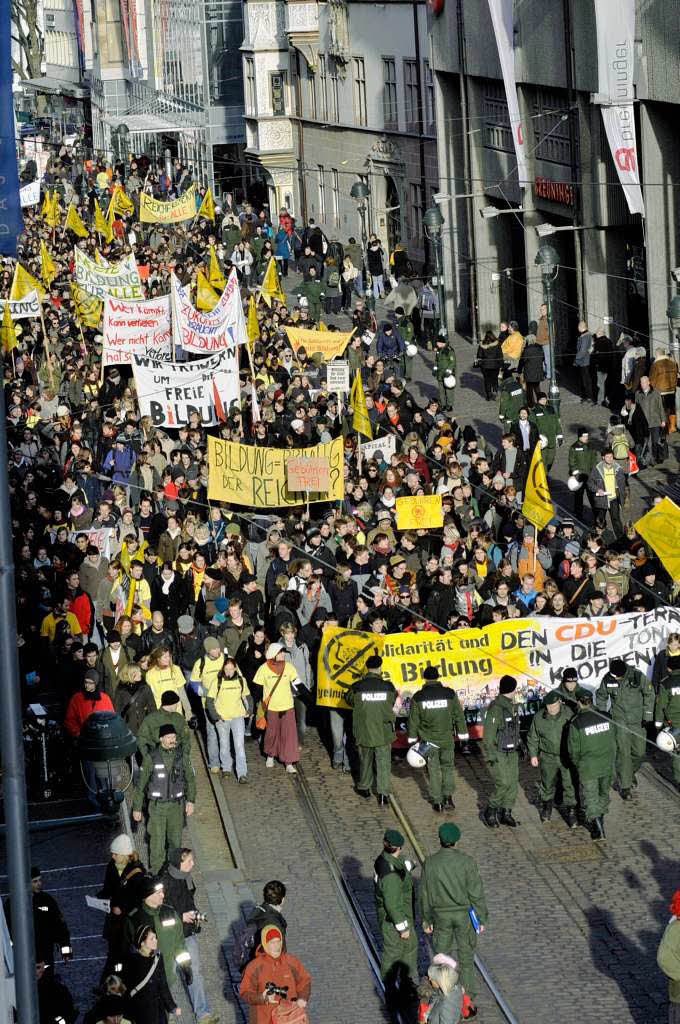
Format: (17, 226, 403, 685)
(70, 282, 102, 328)
(196, 270, 220, 311)
(41, 192, 51, 218)
(112, 185, 134, 215)
(94, 199, 113, 243)
(209, 246, 226, 290)
(247, 294, 260, 346)
(634, 497, 680, 582)
(45, 191, 61, 228)
(65, 203, 89, 238)
(522, 442, 554, 529)
(352, 370, 372, 440)
(197, 188, 215, 223)
(1, 303, 18, 354)
(40, 241, 57, 288)
(10, 263, 46, 301)
(261, 257, 285, 307)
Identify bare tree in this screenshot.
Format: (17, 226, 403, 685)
(11, 0, 44, 80)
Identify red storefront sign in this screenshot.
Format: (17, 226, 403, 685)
(534, 177, 575, 206)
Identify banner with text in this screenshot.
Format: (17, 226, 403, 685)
(103, 295, 172, 365)
(19, 180, 41, 207)
(132, 350, 240, 428)
(1, 291, 40, 319)
(208, 435, 344, 507)
(139, 185, 196, 224)
(316, 608, 680, 709)
(171, 269, 247, 353)
(74, 248, 144, 300)
(284, 326, 354, 362)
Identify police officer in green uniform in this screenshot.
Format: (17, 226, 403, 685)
(481, 674, 521, 829)
(567, 688, 616, 839)
(654, 647, 680, 788)
(132, 723, 196, 874)
(568, 428, 598, 521)
(137, 689, 192, 758)
(297, 269, 324, 322)
(595, 657, 654, 799)
(498, 369, 526, 427)
(555, 667, 580, 716)
(374, 828, 418, 992)
(407, 666, 467, 812)
(345, 654, 396, 805)
(527, 690, 577, 826)
(122, 877, 189, 989)
(433, 336, 457, 411)
(530, 392, 563, 472)
(420, 823, 488, 1012)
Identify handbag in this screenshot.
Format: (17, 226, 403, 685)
(271, 1002, 309, 1024)
(258, 673, 284, 730)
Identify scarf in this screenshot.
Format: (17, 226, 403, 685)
(266, 659, 286, 676)
(161, 572, 175, 595)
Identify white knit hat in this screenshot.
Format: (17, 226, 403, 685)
(110, 834, 134, 855)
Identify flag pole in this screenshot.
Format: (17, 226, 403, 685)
(38, 300, 55, 392)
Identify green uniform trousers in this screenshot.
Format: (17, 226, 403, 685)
(543, 447, 556, 472)
(539, 755, 576, 805)
(148, 800, 184, 874)
(486, 751, 519, 809)
(437, 381, 455, 411)
(426, 743, 455, 802)
(613, 720, 645, 790)
(432, 911, 478, 1000)
(579, 772, 613, 820)
(380, 923, 418, 983)
(358, 744, 391, 795)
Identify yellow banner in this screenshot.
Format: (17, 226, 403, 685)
(351, 369, 372, 439)
(285, 326, 353, 362)
(396, 494, 443, 530)
(635, 497, 680, 582)
(208, 436, 345, 507)
(522, 442, 554, 530)
(139, 185, 197, 224)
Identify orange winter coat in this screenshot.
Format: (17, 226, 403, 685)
(240, 950, 311, 1024)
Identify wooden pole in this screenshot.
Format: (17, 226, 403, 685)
(38, 302, 55, 392)
(531, 524, 537, 575)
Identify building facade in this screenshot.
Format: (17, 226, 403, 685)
(430, 0, 680, 356)
(241, 0, 438, 264)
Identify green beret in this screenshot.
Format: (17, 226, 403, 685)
(439, 823, 461, 846)
(543, 691, 560, 707)
(384, 828, 404, 847)
(576, 687, 592, 701)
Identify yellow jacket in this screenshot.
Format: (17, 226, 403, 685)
(502, 330, 525, 360)
(254, 661, 299, 712)
(210, 668, 250, 720)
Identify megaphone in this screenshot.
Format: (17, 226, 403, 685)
(407, 740, 438, 768)
(656, 727, 680, 754)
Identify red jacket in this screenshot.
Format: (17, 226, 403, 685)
(240, 950, 311, 1024)
(69, 590, 94, 637)
(64, 691, 113, 737)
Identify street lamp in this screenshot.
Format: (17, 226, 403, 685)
(480, 205, 524, 220)
(667, 294, 680, 365)
(78, 711, 137, 816)
(423, 205, 446, 339)
(350, 180, 372, 309)
(534, 243, 561, 417)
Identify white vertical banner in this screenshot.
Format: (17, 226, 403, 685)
(487, 0, 528, 188)
(594, 0, 644, 217)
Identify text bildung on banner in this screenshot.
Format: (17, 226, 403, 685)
(316, 608, 680, 710)
(487, 0, 528, 187)
(208, 436, 345, 508)
(132, 351, 240, 428)
(171, 270, 247, 353)
(74, 248, 144, 300)
(103, 295, 172, 366)
(284, 326, 354, 362)
(594, 0, 644, 216)
(139, 185, 197, 224)
(1, 291, 40, 320)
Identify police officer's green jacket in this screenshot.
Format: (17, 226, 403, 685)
(481, 694, 519, 762)
(568, 439, 598, 477)
(297, 280, 323, 312)
(408, 681, 466, 745)
(554, 684, 579, 717)
(420, 847, 488, 926)
(345, 672, 397, 746)
(137, 709, 191, 757)
(657, 917, 680, 1003)
(654, 660, 680, 725)
(529, 406, 563, 448)
(526, 704, 572, 761)
(398, 315, 414, 345)
(122, 900, 186, 986)
(595, 667, 654, 725)
(433, 347, 457, 382)
(498, 377, 525, 423)
(132, 744, 196, 812)
(374, 850, 414, 933)
(567, 708, 616, 777)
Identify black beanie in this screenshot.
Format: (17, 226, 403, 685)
(499, 674, 517, 694)
(366, 654, 383, 670)
(423, 666, 439, 681)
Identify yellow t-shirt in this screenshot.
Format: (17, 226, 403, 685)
(145, 664, 186, 709)
(40, 611, 83, 642)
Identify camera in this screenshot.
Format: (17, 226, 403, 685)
(193, 912, 208, 923)
(265, 983, 289, 999)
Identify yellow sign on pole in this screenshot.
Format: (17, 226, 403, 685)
(395, 494, 443, 530)
(635, 497, 680, 582)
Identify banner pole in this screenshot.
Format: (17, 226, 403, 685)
(532, 524, 537, 574)
(38, 301, 55, 392)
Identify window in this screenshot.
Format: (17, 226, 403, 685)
(318, 166, 326, 222)
(329, 56, 340, 122)
(483, 80, 513, 153)
(423, 60, 435, 135)
(382, 58, 397, 131)
(307, 64, 317, 119)
(403, 59, 419, 133)
(271, 71, 286, 116)
(318, 54, 328, 121)
(290, 52, 301, 116)
(244, 57, 255, 115)
(331, 168, 339, 226)
(352, 56, 367, 127)
(410, 182, 424, 242)
(532, 87, 571, 165)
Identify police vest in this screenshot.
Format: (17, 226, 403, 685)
(149, 747, 184, 802)
(495, 705, 520, 753)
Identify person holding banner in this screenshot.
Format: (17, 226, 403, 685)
(480, 675, 522, 829)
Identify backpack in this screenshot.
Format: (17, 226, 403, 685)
(611, 430, 630, 461)
(233, 908, 265, 971)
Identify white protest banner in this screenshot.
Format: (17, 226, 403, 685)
(171, 268, 247, 354)
(20, 180, 41, 207)
(132, 351, 240, 428)
(361, 434, 396, 463)
(68, 527, 114, 559)
(326, 360, 350, 393)
(487, 0, 528, 187)
(103, 295, 172, 366)
(1, 291, 40, 319)
(74, 248, 144, 301)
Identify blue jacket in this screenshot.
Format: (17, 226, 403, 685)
(274, 228, 291, 259)
(375, 324, 405, 359)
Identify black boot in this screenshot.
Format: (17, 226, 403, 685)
(432, 802, 443, 813)
(620, 788, 632, 801)
(564, 806, 577, 829)
(355, 787, 371, 799)
(539, 799, 552, 822)
(483, 805, 500, 829)
(377, 794, 388, 807)
(597, 815, 606, 839)
(498, 808, 520, 827)
(443, 795, 455, 808)
(588, 818, 600, 839)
